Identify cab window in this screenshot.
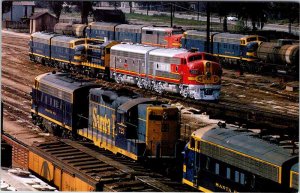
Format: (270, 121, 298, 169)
(188, 55, 202, 62)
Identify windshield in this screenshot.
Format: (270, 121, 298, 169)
(188, 55, 202, 62)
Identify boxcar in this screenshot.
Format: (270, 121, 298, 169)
(182, 124, 298, 192)
(31, 72, 99, 137)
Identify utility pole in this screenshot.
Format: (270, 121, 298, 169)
(147, 2, 149, 16)
(206, 2, 210, 53)
(170, 3, 173, 27)
(197, 2, 200, 21)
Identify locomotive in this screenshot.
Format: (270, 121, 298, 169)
(29, 32, 222, 101)
(183, 123, 299, 192)
(31, 72, 180, 160)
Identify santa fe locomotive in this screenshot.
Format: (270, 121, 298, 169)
(183, 124, 299, 192)
(31, 72, 181, 160)
(29, 32, 222, 101)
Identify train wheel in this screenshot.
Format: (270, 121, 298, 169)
(180, 87, 189, 98)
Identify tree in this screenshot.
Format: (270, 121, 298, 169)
(67, 1, 94, 24)
(2, 1, 12, 15)
(49, 1, 64, 20)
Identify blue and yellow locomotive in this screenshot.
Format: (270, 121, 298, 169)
(182, 124, 298, 192)
(31, 72, 180, 160)
(29, 32, 86, 69)
(181, 30, 266, 65)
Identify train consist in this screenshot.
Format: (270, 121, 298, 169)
(30, 72, 298, 192)
(182, 124, 299, 192)
(29, 32, 222, 100)
(31, 72, 180, 160)
(181, 30, 299, 75)
(54, 22, 183, 48)
(53, 22, 299, 75)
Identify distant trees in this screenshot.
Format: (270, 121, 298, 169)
(2, 1, 12, 15)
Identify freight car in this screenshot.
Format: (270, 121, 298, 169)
(54, 22, 183, 48)
(182, 124, 299, 192)
(29, 32, 222, 101)
(31, 72, 181, 160)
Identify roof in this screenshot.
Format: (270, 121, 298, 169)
(115, 24, 146, 31)
(36, 72, 97, 94)
(13, 1, 35, 6)
(193, 125, 297, 166)
(29, 11, 56, 20)
(31, 32, 56, 39)
(111, 43, 158, 54)
(118, 98, 155, 113)
(142, 26, 182, 32)
(149, 48, 188, 58)
(51, 35, 81, 43)
(213, 32, 245, 40)
(184, 30, 219, 37)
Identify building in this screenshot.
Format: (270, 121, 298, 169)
(2, 1, 35, 22)
(29, 12, 57, 33)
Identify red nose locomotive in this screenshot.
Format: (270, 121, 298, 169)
(110, 44, 222, 100)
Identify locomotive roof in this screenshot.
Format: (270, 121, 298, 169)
(193, 126, 297, 166)
(142, 26, 182, 32)
(89, 22, 120, 27)
(118, 98, 156, 113)
(184, 30, 218, 36)
(36, 72, 97, 94)
(116, 24, 146, 30)
(213, 33, 246, 40)
(149, 48, 189, 58)
(51, 35, 80, 43)
(111, 43, 158, 54)
(31, 32, 56, 39)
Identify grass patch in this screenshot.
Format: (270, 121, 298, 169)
(126, 13, 208, 26)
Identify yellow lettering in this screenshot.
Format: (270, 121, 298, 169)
(92, 107, 97, 128)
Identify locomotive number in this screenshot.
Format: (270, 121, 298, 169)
(92, 107, 111, 134)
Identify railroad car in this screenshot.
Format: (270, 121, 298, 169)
(29, 32, 86, 68)
(86, 22, 120, 41)
(31, 72, 181, 161)
(78, 88, 180, 160)
(110, 44, 222, 100)
(182, 124, 299, 192)
(31, 72, 99, 137)
(256, 41, 299, 74)
(115, 24, 146, 43)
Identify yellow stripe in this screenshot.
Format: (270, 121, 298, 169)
(183, 164, 186, 172)
(51, 57, 80, 65)
(31, 53, 50, 59)
(197, 138, 281, 169)
(31, 109, 72, 131)
(90, 100, 115, 111)
(81, 62, 106, 70)
(214, 54, 257, 62)
(290, 170, 298, 188)
(182, 179, 213, 192)
(78, 130, 138, 160)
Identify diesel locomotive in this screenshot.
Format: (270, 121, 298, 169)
(29, 32, 222, 101)
(183, 124, 299, 192)
(31, 72, 180, 160)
